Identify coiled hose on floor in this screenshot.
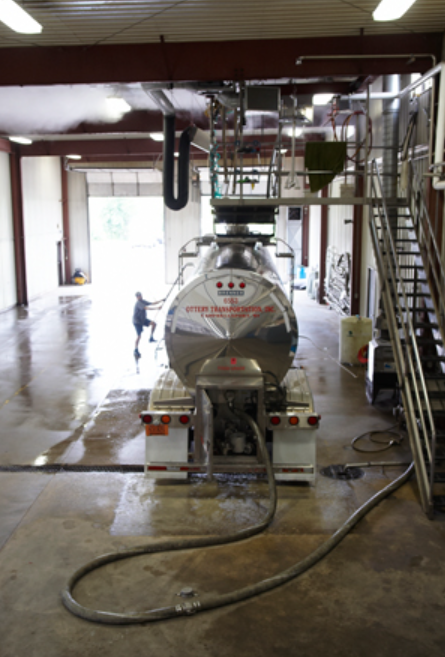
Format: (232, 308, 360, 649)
(62, 415, 414, 625)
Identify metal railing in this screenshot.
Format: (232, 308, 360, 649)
(407, 160, 445, 350)
(370, 159, 436, 516)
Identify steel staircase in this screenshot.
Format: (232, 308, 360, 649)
(369, 160, 445, 518)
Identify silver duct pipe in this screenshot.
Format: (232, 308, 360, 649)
(382, 75, 401, 202)
(432, 62, 445, 191)
(142, 87, 175, 116)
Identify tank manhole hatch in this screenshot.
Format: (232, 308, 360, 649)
(320, 464, 364, 480)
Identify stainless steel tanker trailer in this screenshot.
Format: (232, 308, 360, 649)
(140, 208, 319, 481)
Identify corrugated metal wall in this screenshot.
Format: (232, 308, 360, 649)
(164, 181, 201, 285)
(21, 157, 63, 301)
(399, 73, 433, 185)
(68, 172, 91, 282)
(87, 170, 163, 198)
(0, 152, 16, 311)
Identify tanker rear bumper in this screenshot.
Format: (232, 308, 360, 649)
(143, 366, 317, 482)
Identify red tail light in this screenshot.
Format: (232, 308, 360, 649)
(216, 281, 223, 288)
(161, 415, 171, 425)
(270, 416, 281, 426)
(289, 416, 299, 425)
(228, 282, 234, 289)
(240, 282, 246, 289)
(308, 416, 318, 426)
(141, 414, 153, 424)
(179, 415, 189, 425)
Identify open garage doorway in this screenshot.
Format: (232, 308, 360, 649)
(88, 196, 169, 304)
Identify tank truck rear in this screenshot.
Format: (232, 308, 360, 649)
(140, 207, 319, 480)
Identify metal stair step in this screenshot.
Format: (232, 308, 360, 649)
(390, 292, 431, 298)
(381, 250, 420, 255)
(401, 338, 443, 346)
(408, 372, 445, 381)
(414, 389, 445, 400)
(412, 321, 439, 329)
(397, 264, 424, 269)
(420, 355, 445, 362)
(378, 238, 418, 243)
(397, 321, 439, 329)
(416, 379, 445, 393)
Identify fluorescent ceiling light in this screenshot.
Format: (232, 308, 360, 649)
(66, 154, 82, 160)
(284, 126, 303, 138)
(149, 132, 164, 142)
(106, 97, 131, 119)
(313, 94, 334, 106)
(9, 136, 32, 144)
(301, 106, 314, 123)
(0, 0, 42, 33)
(373, 0, 417, 21)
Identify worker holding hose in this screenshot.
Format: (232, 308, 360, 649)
(132, 292, 165, 358)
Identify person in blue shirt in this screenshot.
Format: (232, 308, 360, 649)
(133, 292, 165, 358)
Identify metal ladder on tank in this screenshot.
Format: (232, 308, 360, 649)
(369, 159, 445, 518)
(152, 262, 195, 359)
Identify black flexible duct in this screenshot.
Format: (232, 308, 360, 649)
(163, 115, 193, 211)
(61, 412, 414, 625)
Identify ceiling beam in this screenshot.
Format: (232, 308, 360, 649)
(0, 138, 12, 153)
(1, 33, 441, 86)
(17, 138, 182, 158)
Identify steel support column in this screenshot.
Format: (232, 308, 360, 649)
(318, 187, 329, 304)
(9, 149, 28, 306)
(301, 205, 309, 267)
(60, 160, 71, 285)
(351, 167, 364, 315)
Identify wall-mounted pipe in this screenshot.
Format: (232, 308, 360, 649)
(296, 53, 437, 67)
(432, 62, 445, 191)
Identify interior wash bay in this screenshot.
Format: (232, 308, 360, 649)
(0, 286, 445, 656)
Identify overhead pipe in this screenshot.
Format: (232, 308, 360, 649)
(144, 88, 176, 116)
(143, 87, 191, 211)
(163, 114, 191, 211)
(143, 87, 210, 210)
(296, 53, 437, 67)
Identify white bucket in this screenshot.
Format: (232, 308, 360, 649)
(339, 316, 372, 365)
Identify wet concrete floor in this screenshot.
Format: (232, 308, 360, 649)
(1, 287, 445, 656)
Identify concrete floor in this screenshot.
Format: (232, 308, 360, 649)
(1, 287, 445, 657)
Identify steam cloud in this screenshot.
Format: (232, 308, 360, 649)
(0, 85, 132, 133)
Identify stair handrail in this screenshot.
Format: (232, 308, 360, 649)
(408, 161, 445, 348)
(372, 161, 435, 459)
(370, 160, 435, 513)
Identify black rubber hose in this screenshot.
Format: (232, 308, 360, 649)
(62, 418, 414, 625)
(163, 115, 192, 211)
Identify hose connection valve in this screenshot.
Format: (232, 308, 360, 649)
(175, 601, 202, 616)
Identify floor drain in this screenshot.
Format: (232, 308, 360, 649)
(320, 464, 364, 480)
(0, 464, 145, 473)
